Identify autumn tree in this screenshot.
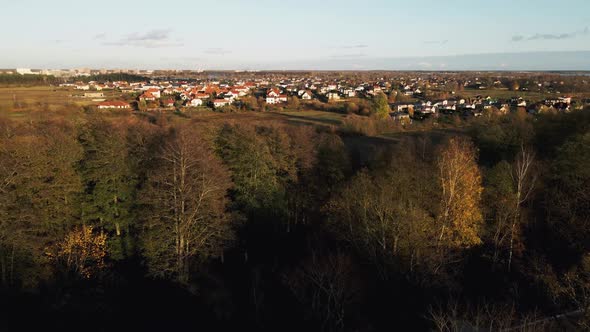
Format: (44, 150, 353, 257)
(436, 137, 483, 249)
(141, 125, 232, 282)
(55, 225, 107, 279)
(372, 92, 391, 119)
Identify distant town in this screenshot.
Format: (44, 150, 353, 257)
(2, 68, 588, 126)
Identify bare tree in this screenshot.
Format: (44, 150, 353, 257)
(142, 125, 233, 282)
(508, 144, 536, 271)
(284, 252, 361, 331)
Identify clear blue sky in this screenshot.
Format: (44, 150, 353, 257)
(2, 0, 590, 70)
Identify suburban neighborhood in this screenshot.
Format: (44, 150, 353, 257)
(19, 69, 584, 126)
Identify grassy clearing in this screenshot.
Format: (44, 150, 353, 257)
(270, 110, 347, 127)
(180, 109, 347, 129)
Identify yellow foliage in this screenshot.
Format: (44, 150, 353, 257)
(57, 225, 107, 278)
(437, 137, 484, 248)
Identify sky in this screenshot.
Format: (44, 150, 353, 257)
(2, 0, 590, 70)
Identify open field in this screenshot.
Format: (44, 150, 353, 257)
(180, 109, 348, 132)
(0, 86, 128, 110)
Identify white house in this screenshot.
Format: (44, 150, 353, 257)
(267, 88, 280, 98)
(327, 92, 340, 101)
(301, 91, 313, 100)
(97, 101, 131, 109)
(266, 95, 288, 104)
(213, 99, 231, 108)
(146, 88, 161, 99)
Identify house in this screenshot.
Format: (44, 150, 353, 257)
(301, 90, 313, 100)
(511, 97, 527, 107)
(162, 99, 175, 108)
(341, 89, 356, 98)
(233, 85, 250, 94)
(213, 99, 231, 108)
(146, 88, 161, 99)
(225, 90, 241, 100)
(193, 93, 210, 99)
(267, 88, 281, 98)
(266, 89, 288, 104)
(162, 88, 175, 95)
(139, 92, 156, 101)
(97, 101, 131, 109)
(327, 92, 340, 101)
(395, 104, 414, 113)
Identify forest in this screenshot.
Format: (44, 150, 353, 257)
(0, 106, 589, 331)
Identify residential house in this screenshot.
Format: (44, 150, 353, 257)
(301, 90, 313, 100)
(327, 92, 340, 101)
(139, 92, 156, 102)
(146, 88, 161, 99)
(97, 101, 131, 109)
(162, 99, 175, 108)
(213, 99, 231, 108)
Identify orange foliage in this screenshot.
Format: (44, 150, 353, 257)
(57, 225, 107, 278)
